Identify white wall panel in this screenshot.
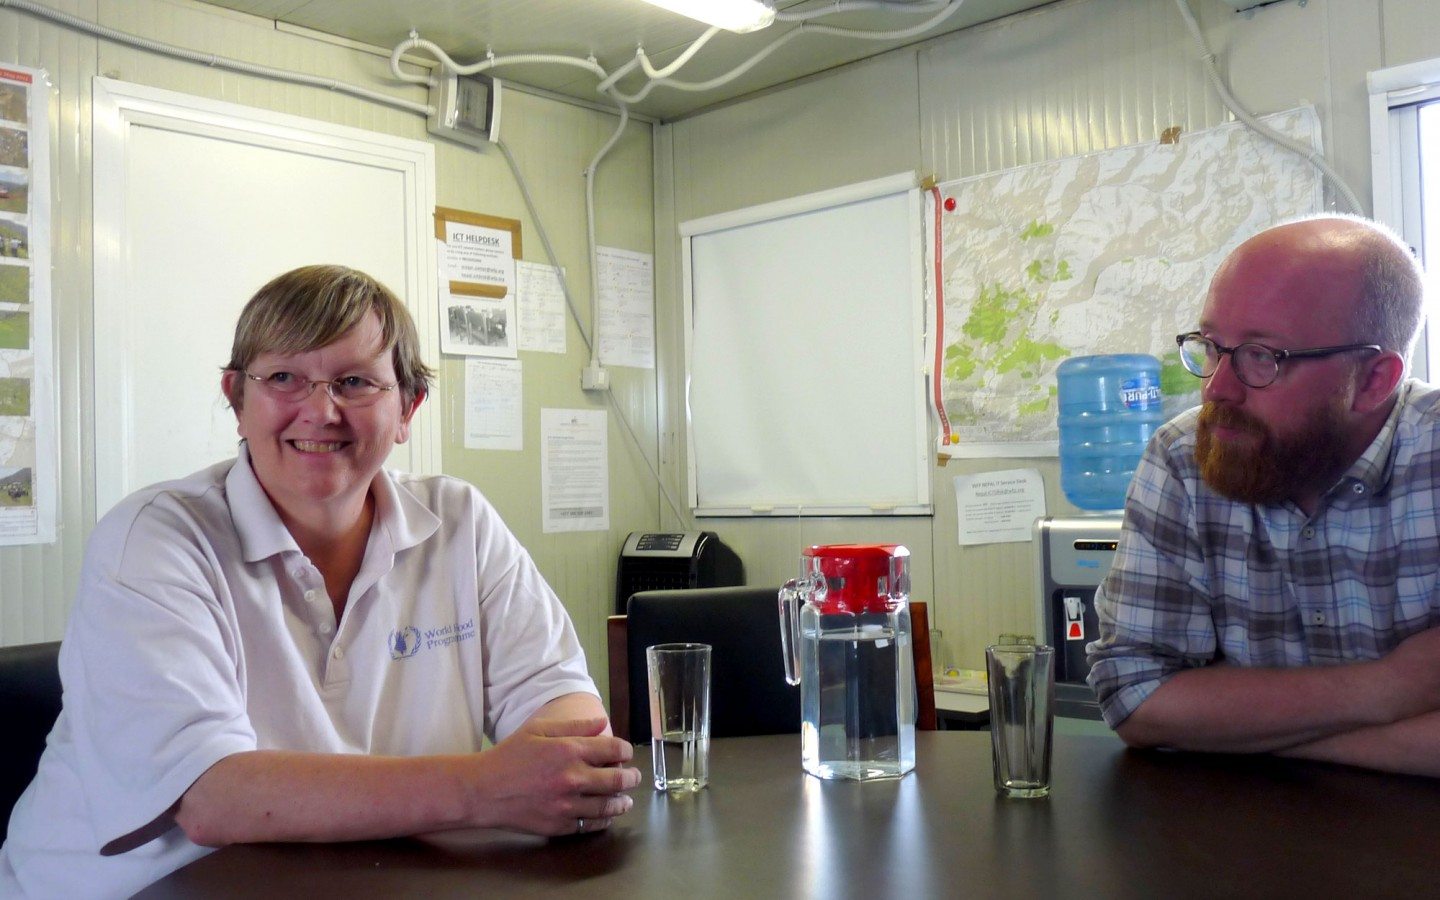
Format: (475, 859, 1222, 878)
(661, 0, 1431, 671)
(669, 50, 922, 222)
(1380, 0, 1440, 74)
(0, 0, 98, 646)
(920, 0, 1229, 181)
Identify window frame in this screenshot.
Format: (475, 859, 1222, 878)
(1369, 58, 1440, 381)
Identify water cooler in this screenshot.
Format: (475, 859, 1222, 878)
(1032, 516, 1121, 720)
(614, 531, 743, 614)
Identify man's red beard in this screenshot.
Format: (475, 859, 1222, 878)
(1195, 400, 1350, 505)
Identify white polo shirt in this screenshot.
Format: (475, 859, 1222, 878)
(0, 449, 598, 898)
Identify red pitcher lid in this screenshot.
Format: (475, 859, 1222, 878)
(803, 544, 909, 614)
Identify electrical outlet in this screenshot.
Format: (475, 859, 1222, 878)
(581, 364, 610, 391)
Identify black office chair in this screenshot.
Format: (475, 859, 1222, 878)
(607, 587, 937, 743)
(0, 640, 62, 827)
(608, 587, 798, 744)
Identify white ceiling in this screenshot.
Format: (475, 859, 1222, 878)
(194, 0, 1059, 120)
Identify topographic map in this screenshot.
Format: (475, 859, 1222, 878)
(936, 107, 1322, 454)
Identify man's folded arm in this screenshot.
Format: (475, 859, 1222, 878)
(1114, 659, 1400, 754)
(1275, 708, 1440, 776)
(1116, 625, 1440, 757)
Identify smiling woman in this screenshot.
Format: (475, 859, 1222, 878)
(0, 264, 639, 898)
(219, 267, 430, 589)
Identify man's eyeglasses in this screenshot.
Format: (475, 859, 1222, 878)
(1174, 332, 1381, 389)
(241, 371, 399, 407)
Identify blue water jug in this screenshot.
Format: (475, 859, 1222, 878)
(1056, 354, 1164, 511)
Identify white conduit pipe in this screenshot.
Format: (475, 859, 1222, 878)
(787, 0, 966, 41)
(599, 3, 951, 97)
(603, 27, 805, 104)
(388, 33, 438, 86)
(4, 0, 434, 115)
(636, 26, 721, 81)
(776, 0, 956, 24)
(389, 35, 608, 83)
(1172, 0, 1363, 213)
(495, 141, 592, 353)
(612, 0, 966, 100)
(584, 102, 632, 371)
(596, 55, 644, 94)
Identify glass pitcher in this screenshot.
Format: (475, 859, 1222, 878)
(779, 544, 916, 781)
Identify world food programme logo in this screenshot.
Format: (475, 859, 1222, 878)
(389, 627, 421, 660)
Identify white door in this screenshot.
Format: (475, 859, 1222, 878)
(92, 78, 439, 516)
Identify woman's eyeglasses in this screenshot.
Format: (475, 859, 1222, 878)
(240, 371, 399, 407)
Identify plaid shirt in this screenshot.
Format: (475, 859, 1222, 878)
(1086, 380, 1440, 728)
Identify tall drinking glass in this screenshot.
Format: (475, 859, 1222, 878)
(646, 642, 712, 793)
(986, 642, 1054, 798)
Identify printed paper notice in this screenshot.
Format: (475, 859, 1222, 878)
(954, 469, 1046, 546)
(0, 63, 56, 544)
(464, 358, 522, 451)
(516, 260, 567, 354)
(541, 408, 609, 533)
(444, 220, 514, 297)
(596, 246, 654, 369)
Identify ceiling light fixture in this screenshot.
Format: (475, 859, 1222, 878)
(638, 0, 776, 33)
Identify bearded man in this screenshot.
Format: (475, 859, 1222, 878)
(1086, 214, 1440, 776)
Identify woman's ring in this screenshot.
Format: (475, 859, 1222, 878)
(576, 818, 586, 833)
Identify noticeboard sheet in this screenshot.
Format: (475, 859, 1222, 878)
(0, 63, 54, 545)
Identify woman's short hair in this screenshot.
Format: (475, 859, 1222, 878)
(223, 265, 434, 409)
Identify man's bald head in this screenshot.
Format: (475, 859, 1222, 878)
(1219, 215, 1423, 364)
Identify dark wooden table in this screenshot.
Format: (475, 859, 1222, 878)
(140, 731, 1440, 898)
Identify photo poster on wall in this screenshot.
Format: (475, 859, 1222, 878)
(0, 64, 55, 545)
(933, 107, 1323, 457)
(436, 207, 521, 359)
